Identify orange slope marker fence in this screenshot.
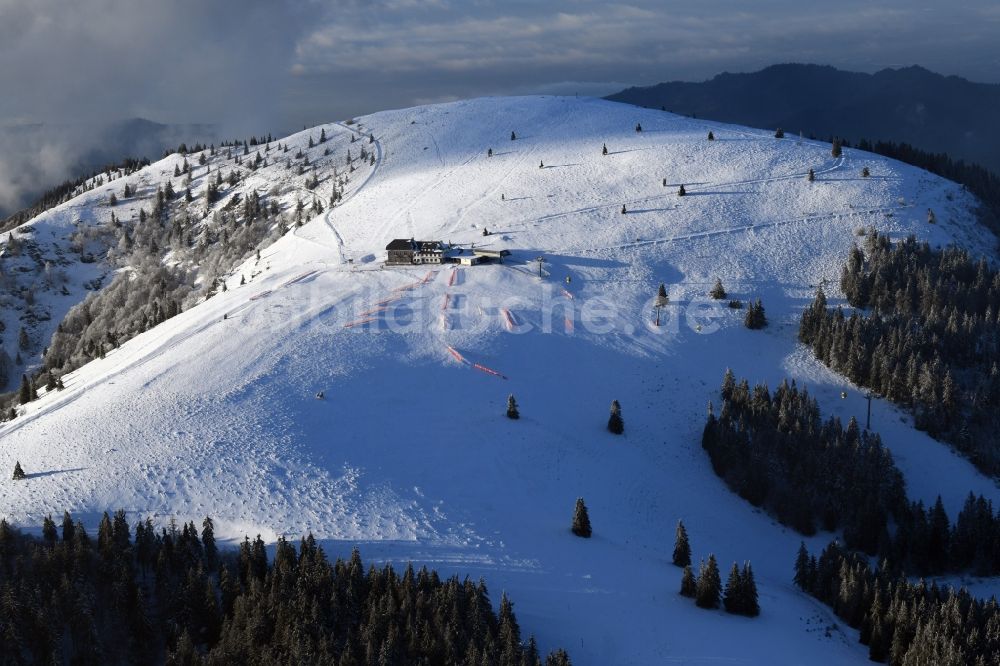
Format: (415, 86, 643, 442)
(501, 308, 516, 332)
(445, 345, 508, 379)
(472, 363, 508, 380)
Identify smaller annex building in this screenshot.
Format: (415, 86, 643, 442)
(386, 239, 446, 265)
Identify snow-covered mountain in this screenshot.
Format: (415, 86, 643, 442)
(1, 95, 997, 664)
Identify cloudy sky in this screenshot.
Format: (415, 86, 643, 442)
(1, 0, 998, 212)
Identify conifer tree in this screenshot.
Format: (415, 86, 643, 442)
(41, 515, 57, 544)
(571, 498, 592, 538)
(741, 562, 759, 616)
(672, 520, 691, 566)
(602, 143, 608, 155)
(12, 460, 25, 480)
(723, 562, 742, 613)
(744, 298, 767, 329)
(202, 516, 218, 570)
(808, 168, 815, 182)
(679, 565, 697, 597)
(506, 394, 520, 420)
(61, 511, 74, 542)
(18, 374, 31, 405)
(710, 279, 726, 300)
(545, 649, 571, 666)
(656, 283, 669, 306)
(678, 184, 686, 196)
(832, 138, 843, 158)
(794, 542, 811, 589)
(696, 555, 722, 609)
(862, 166, 870, 178)
(774, 128, 785, 139)
(607, 400, 624, 434)
(708, 131, 715, 141)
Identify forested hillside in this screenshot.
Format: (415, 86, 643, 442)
(800, 231, 1000, 475)
(0, 514, 567, 665)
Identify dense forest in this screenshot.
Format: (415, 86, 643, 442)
(704, 371, 1000, 576)
(799, 230, 1000, 475)
(795, 540, 1000, 665)
(702, 370, 906, 553)
(0, 513, 568, 665)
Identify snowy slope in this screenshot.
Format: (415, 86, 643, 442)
(2, 96, 998, 665)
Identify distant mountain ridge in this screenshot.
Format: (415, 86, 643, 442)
(607, 64, 1000, 173)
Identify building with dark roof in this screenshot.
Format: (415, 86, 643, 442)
(385, 239, 446, 265)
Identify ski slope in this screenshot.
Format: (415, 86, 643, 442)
(2, 96, 997, 664)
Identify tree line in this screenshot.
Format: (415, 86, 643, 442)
(703, 370, 906, 553)
(795, 539, 1000, 665)
(0, 512, 569, 665)
(704, 370, 1000, 577)
(800, 230, 1000, 476)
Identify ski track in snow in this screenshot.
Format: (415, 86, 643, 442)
(1, 95, 997, 665)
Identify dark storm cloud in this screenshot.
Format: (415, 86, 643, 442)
(0, 0, 305, 127)
(1, 0, 998, 214)
(0, 0, 307, 213)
